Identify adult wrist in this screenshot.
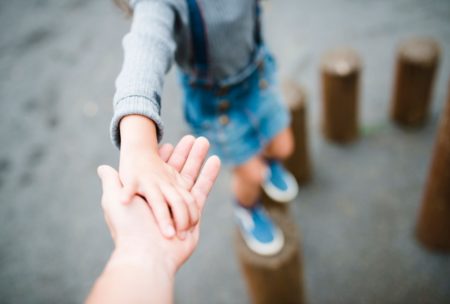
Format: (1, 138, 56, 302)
(110, 243, 176, 278)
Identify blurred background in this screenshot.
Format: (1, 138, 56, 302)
(1, 0, 449, 303)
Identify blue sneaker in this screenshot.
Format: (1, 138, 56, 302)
(234, 202, 284, 256)
(262, 160, 298, 203)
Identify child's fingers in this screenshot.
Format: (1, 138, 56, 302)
(160, 184, 190, 238)
(143, 186, 176, 238)
(177, 187, 200, 227)
(191, 155, 221, 211)
(167, 135, 196, 172)
(159, 143, 174, 162)
(180, 137, 210, 190)
(120, 183, 137, 205)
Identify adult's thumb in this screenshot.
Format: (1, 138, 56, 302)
(97, 165, 122, 192)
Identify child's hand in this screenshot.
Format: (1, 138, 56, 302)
(119, 135, 210, 239)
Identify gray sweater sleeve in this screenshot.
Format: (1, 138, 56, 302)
(110, 0, 177, 148)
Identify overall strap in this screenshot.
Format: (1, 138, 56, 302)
(254, 0, 263, 46)
(186, 0, 209, 79)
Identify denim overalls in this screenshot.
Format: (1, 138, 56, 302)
(180, 0, 290, 165)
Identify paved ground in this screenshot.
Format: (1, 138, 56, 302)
(0, 0, 449, 303)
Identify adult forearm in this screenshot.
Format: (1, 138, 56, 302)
(86, 247, 174, 304)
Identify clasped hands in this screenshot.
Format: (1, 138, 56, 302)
(98, 135, 220, 275)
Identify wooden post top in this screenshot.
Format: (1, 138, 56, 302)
(320, 47, 362, 76)
(398, 37, 440, 66)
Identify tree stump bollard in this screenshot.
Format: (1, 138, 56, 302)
(415, 79, 450, 252)
(320, 48, 361, 143)
(235, 206, 306, 304)
(390, 37, 440, 126)
(283, 81, 312, 185)
(235, 81, 309, 303)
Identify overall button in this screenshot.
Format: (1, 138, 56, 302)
(218, 100, 230, 112)
(258, 60, 265, 72)
(259, 79, 268, 90)
(219, 114, 230, 125)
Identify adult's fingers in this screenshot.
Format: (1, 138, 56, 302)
(103, 213, 116, 240)
(180, 137, 210, 190)
(167, 135, 196, 172)
(142, 185, 176, 238)
(97, 165, 122, 200)
(191, 155, 221, 211)
(159, 143, 174, 162)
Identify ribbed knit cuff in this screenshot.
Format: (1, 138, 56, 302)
(110, 95, 164, 149)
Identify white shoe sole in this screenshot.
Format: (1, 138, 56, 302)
(241, 226, 285, 256)
(235, 206, 285, 256)
(262, 170, 298, 203)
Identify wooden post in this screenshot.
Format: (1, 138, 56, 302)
(235, 206, 306, 304)
(415, 79, 450, 252)
(390, 37, 440, 126)
(320, 48, 361, 143)
(234, 81, 309, 303)
(283, 81, 312, 185)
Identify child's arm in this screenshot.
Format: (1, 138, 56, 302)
(111, 1, 194, 239)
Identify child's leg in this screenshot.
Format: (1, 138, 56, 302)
(233, 126, 294, 207)
(264, 127, 294, 160)
(261, 126, 298, 203)
(232, 154, 285, 256)
(232, 156, 266, 207)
